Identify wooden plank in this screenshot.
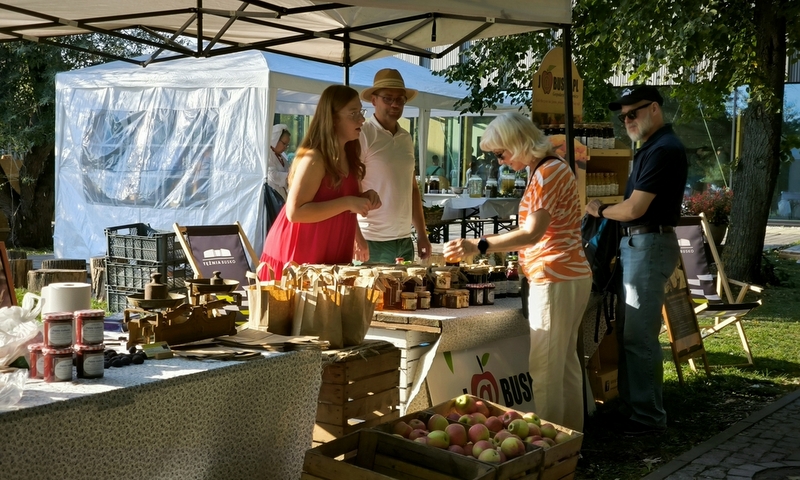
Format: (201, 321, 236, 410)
(319, 369, 400, 404)
(316, 389, 400, 425)
(367, 327, 440, 348)
(313, 408, 400, 443)
(400, 358, 420, 388)
(373, 453, 459, 480)
(369, 321, 442, 334)
(300, 474, 329, 480)
(540, 455, 579, 480)
(322, 349, 401, 384)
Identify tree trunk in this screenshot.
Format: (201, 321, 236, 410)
(10, 259, 32, 289)
(41, 259, 87, 271)
(27, 269, 87, 293)
(91, 256, 106, 301)
(723, 0, 786, 283)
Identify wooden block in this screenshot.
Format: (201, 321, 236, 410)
(319, 369, 400, 405)
(322, 348, 401, 384)
(316, 388, 400, 425)
(313, 409, 400, 443)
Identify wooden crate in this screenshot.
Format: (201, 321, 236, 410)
(429, 395, 583, 480)
(314, 341, 402, 444)
(366, 324, 439, 410)
(303, 429, 497, 480)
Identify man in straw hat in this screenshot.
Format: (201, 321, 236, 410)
(356, 68, 431, 263)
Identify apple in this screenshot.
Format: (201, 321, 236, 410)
(427, 414, 449, 432)
(392, 421, 412, 438)
(502, 410, 523, 427)
(472, 440, 493, 458)
(539, 423, 557, 439)
(446, 423, 468, 447)
(494, 429, 520, 444)
(523, 412, 541, 426)
(471, 412, 487, 425)
(458, 414, 475, 427)
(408, 418, 426, 431)
(427, 430, 450, 449)
(496, 448, 507, 463)
(542, 437, 556, 447)
(409, 429, 428, 440)
(507, 418, 530, 439)
(446, 412, 461, 422)
(477, 448, 502, 463)
(474, 400, 491, 416)
(500, 437, 526, 459)
(414, 436, 429, 445)
(454, 394, 477, 415)
(526, 423, 541, 438)
(448, 444, 466, 455)
(485, 415, 504, 433)
(554, 431, 572, 444)
(468, 423, 490, 443)
(463, 442, 474, 457)
(531, 439, 550, 450)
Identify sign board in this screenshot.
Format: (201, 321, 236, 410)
(0, 242, 15, 307)
(426, 334, 536, 412)
(531, 47, 583, 117)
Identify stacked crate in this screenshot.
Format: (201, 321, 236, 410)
(104, 223, 193, 312)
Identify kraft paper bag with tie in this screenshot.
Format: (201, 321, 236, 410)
(246, 263, 296, 335)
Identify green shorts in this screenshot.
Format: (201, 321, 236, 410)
(366, 238, 415, 264)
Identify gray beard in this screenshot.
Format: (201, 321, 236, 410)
(626, 115, 653, 143)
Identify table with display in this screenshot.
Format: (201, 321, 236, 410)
(0, 349, 323, 480)
(423, 194, 521, 242)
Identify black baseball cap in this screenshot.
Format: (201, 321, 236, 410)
(608, 85, 664, 111)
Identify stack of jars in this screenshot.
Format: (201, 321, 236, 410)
(586, 172, 620, 197)
(543, 123, 616, 149)
(31, 309, 107, 382)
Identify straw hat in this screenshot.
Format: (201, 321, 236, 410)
(360, 68, 418, 102)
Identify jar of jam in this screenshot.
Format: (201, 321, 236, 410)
(445, 292, 460, 309)
(74, 343, 105, 379)
(74, 309, 106, 345)
(42, 347, 74, 383)
(467, 284, 484, 306)
(417, 291, 431, 310)
(433, 270, 451, 289)
(401, 292, 418, 311)
(43, 312, 74, 348)
(431, 289, 447, 308)
(484, 283, 496, 305)
(27, 343, 43, 379)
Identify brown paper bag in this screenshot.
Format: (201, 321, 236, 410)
(339, 284, 382, 346)
(246, 263, 296, 335)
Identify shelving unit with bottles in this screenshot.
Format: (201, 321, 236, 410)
(577, 139, 632, 208)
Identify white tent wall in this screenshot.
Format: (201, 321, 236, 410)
(54, 50, 517, 261)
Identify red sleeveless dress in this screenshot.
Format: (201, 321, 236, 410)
(259, 172, 359, 280)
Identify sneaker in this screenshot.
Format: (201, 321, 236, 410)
(620, 418, 666, 436)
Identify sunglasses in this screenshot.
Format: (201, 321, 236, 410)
(617, 102, 653, 123)
(494, 150, 507, 161)
(376, 95, 407, 106)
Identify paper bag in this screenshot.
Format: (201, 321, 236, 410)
(338, 284, 382, 347)
(246, 263, 295, 335)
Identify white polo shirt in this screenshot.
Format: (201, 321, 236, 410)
(358, 115, 415, 241)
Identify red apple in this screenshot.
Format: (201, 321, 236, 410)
(392, 421, 412, 438)
(468, 423, 490, 443)
(500, 437, 526, 459)
(458, 414, 475, 426)
(493, 429, 520, 444)
(409, 428, 428, 440)
(464, 442, 474, 457)
(526, 423, 541, 438)
(454, 394, 477, 415)
(448, 444, 466, 455)
(477, 448, 502, 463)
(507, 418, 530, 439)
(539, 423, 557, 439)
(485, 416, 504, 433)
(427, 430, 450, 448)
(471, 412, 487, 425)
(496, 448, 507, 463)
(531, 439, 550, 450)
(474, 400, 491, 417)
(445, 423, 468, 447)
(502, 410, 523, 427)
(542, 437, 556, 447)
(554, 431, 572, 444)
(471, 440, 493, 458)
(446, 412, 461, 422)
(408, 418, 426, 431)
(427, 414, 449, 432)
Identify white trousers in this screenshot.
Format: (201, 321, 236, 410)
(527, 276, 592, 431)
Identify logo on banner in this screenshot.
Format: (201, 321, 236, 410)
(443, 352, 534, 409)
(202, 248, 237, 266)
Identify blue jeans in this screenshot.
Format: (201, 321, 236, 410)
(618, 231, 679, 427)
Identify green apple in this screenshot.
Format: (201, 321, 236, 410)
(507, 418, 530, 439)
(523, 411, 542, 427)
(427, 413, 449, 432)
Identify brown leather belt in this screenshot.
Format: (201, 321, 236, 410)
(622, 225, 675, 236)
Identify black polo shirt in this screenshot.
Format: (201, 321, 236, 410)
(622, 124, 688, 228)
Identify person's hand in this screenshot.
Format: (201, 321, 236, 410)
(417, 235, 432, 260)
(360, 189, 382, 210)
(586, 199, 604, 217)
(353, 235, 370, 262)
(348, 196, 373, 216)
(443, 238, 477, 261)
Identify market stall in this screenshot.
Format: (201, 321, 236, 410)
(1, 350, 323, 480)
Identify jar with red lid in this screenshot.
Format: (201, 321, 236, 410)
(74, 309, 106, 345)
(27, 343, 43, 379)
(42, 347, 74, 383)
(74, 343, 105, 379)
(43, 312, 74, 348)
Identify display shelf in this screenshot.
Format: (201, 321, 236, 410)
(588, 147, 631, 157)
(579, 143, 633, 208)
(587, 195, 624, 204)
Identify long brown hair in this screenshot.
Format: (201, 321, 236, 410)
(289, 85, 365, 189)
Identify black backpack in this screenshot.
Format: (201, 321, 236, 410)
(581, 214, 621, 341)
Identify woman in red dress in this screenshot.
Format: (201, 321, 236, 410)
(259, 85, 381, 280)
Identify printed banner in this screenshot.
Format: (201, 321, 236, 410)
(427, 334, 535, 412)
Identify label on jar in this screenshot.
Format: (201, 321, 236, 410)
(485, 288, 495, 304)
(47, 323, 73, 347)
(36, 355, 44, 378)
(508, 279, 521, 296)
(81, 319, 105, 344)
(82, 352, 105, 377)
(54, 357, 73, 381)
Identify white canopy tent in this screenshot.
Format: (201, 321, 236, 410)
(54, 50, 519, 260)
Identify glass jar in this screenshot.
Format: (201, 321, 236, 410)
(445, 292, 460, 309)
(507, 260, 521, 298)
(74, 309, 106, 345)
(500, 172, 516, 195)
(467, 175, 483, 198)
(74, 343, 105, 379)
(431, 289, 447, 308)
(43, 312, 74, 348)
(401, 292, 418, 311)
(467, 284, 484, 306)
(42, 347, 74, 383)
(514, 178, 526, 198)
(433, 270, 451, 289)
(484, 283, 496, 305)
(27, 343, 43, 379)
(484, 178, 498, 198)
(429, 176, 441, 194)
(417, 291, 431, 310)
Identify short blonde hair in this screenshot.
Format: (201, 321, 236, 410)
(479, 112, 553, 164)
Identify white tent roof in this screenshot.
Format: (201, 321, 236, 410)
(0, 1, 570, 66)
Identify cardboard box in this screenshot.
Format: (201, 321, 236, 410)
(303, 429, 496, 480)
(589, 365, 618, 403)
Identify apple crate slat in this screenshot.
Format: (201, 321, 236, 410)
(303, 429, 496, 480)
(428, 395, 582, 480)
(314, 341, 402, 444)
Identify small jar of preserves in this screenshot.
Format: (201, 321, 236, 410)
(74, 309, 106, 345)
(74, 343, 105, 379)
(401, 292, 418, 311)
(467, 284, 484, 306)
(43, 312, 74, 348)
(417, 291, 431, 310)
(445, 292, 460, 309)
(483, 283, 496, 305)
(431, 289, 447, 308)
(27, 343, 43, 379)
(42, 346, 74, 383)
(433, 270, 451, 289)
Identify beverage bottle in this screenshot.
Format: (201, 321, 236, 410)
(506, 258, 521, 298)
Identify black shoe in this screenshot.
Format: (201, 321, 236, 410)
(620, 418, 666, 436)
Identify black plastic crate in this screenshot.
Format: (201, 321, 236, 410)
(105, 223, 186, 263)
(106, 285, 142, 313)
(105, 258, 193, 291)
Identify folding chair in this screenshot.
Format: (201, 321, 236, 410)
(675, 213, 763, 366)
(173, 222, 258, 289)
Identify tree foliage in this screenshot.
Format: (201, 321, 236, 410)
(436, 0, 800, 282)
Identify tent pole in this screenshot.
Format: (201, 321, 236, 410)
(562, 25, 575, 172)
(344, 33, 351, 85)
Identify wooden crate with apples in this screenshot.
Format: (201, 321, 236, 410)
(429, 395, 583, 480)
(314, 341, 401, 444)
(302, 429, 497, 480)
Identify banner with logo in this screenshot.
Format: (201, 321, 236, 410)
(532, 46, 583, 116)
(426, 334, 535, 412)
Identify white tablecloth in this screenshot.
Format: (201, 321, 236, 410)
(441, 197, 521, 221)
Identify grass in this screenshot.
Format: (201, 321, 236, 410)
(576, 251, 800, 479)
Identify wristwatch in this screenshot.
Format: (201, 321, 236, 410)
(598, 204, 608, 218)
(478, 237, 489, 255)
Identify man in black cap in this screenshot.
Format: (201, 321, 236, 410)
(586, 85, 688, 435)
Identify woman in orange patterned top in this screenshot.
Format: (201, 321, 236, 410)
(443, 112, 591, 431)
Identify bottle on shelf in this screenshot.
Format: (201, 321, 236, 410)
(467, 175, 483, 198)
(506, 257, 521, 298)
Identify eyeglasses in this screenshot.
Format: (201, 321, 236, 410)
(494, 150, 507, 161)
(345, 109, 367, 120)
(277, 138, 290, 147)
(617, 102, 653, 123)
(376, 95, 407, 106)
